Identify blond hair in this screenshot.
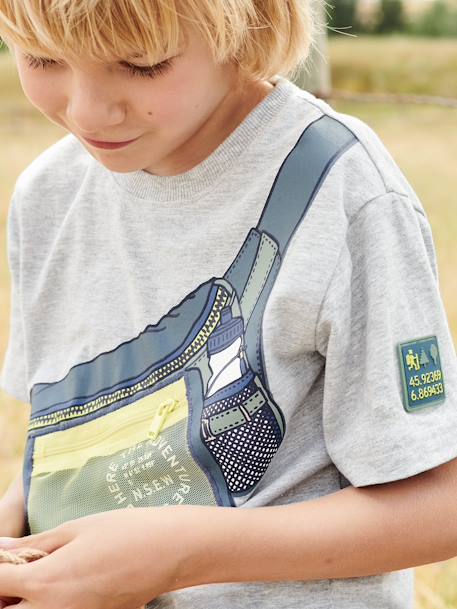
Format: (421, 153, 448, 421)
(0, 0, 317, 81)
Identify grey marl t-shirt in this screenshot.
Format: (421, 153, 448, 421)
(1, 74, 457, 609)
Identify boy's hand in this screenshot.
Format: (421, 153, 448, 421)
(0, 507, 188, 609)
(0, 501, 27, 608)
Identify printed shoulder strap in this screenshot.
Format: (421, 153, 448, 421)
(223, 114, 358, 383)
(257, 114, 357, 254)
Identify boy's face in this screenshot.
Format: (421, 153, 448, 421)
(11, 22, 273, 176)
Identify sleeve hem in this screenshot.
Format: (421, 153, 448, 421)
(338, 438, 457, 488)
(0, 381, 30, 405)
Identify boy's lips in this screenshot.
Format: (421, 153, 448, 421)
(83, 136, 140, 150)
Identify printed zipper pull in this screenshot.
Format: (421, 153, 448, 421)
(148, 399, 179, 440)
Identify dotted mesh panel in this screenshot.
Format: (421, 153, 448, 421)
(202, 380, 283, 493)
(28, 418, 218, 534)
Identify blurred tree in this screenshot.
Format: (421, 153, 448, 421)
(327, 0, 360, 35)
(292, 0, 331, 98)
(375, 0, 406, 33)
(411, 0, 457, 38)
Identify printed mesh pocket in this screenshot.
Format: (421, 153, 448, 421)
(201, 372, 284, 494)
(27, 375, 218, 533)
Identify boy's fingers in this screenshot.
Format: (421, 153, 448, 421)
(0, 523, 73, 555)
(0, 533, 46, 550)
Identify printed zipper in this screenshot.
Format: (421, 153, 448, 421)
(148, 399, 180, 440)
(28, 286, 229, 433)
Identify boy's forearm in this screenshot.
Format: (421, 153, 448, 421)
(0, 471, 24, 509)
(168, 460, 457, 590)
(0, 471, 26, 538)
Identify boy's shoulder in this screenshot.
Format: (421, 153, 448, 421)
(286, 82, 426, 219)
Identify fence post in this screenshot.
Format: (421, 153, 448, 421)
(292, 1, 331, 99)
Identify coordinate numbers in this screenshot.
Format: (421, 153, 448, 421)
(410, 383, 444, 401)
(409, 370, 442, 387)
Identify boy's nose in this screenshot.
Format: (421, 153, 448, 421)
(66, 77, 125, 135)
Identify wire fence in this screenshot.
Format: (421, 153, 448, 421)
(328, 90, 457, 109)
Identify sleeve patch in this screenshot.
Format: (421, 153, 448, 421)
(398, 336, 446, 412)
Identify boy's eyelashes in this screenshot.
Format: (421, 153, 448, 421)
(23, 53, 175, 79)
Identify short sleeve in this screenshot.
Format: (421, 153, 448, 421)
(316, 192, 457, 487)
(0, 190, 30, 404)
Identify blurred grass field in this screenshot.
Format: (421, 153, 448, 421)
(1, 36, 457, 608)
(329, 35, 457, 98)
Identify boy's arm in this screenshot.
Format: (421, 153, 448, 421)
(168, 456, 457, 588)
(1, 471, 24, 510)
(0, 458, 455, 609)
(0, 470, 26, 538)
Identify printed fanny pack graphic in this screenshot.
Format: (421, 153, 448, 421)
(26, 232, 285, 532)
(23, 116, 357, 535)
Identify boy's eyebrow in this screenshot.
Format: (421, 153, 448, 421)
(123, 51, 183, 65)
(127, 50, 182, 61)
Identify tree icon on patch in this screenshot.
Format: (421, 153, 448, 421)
(430, 343, 439, 366)
(419, 349, 430, 367)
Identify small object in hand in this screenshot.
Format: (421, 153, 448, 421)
(0, 548, 48, 565)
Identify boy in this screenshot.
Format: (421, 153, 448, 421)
(0, 1, 456, 609)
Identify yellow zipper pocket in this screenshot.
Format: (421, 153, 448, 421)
(26, 372, 221, 535)
(32, 377, 188, 475)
